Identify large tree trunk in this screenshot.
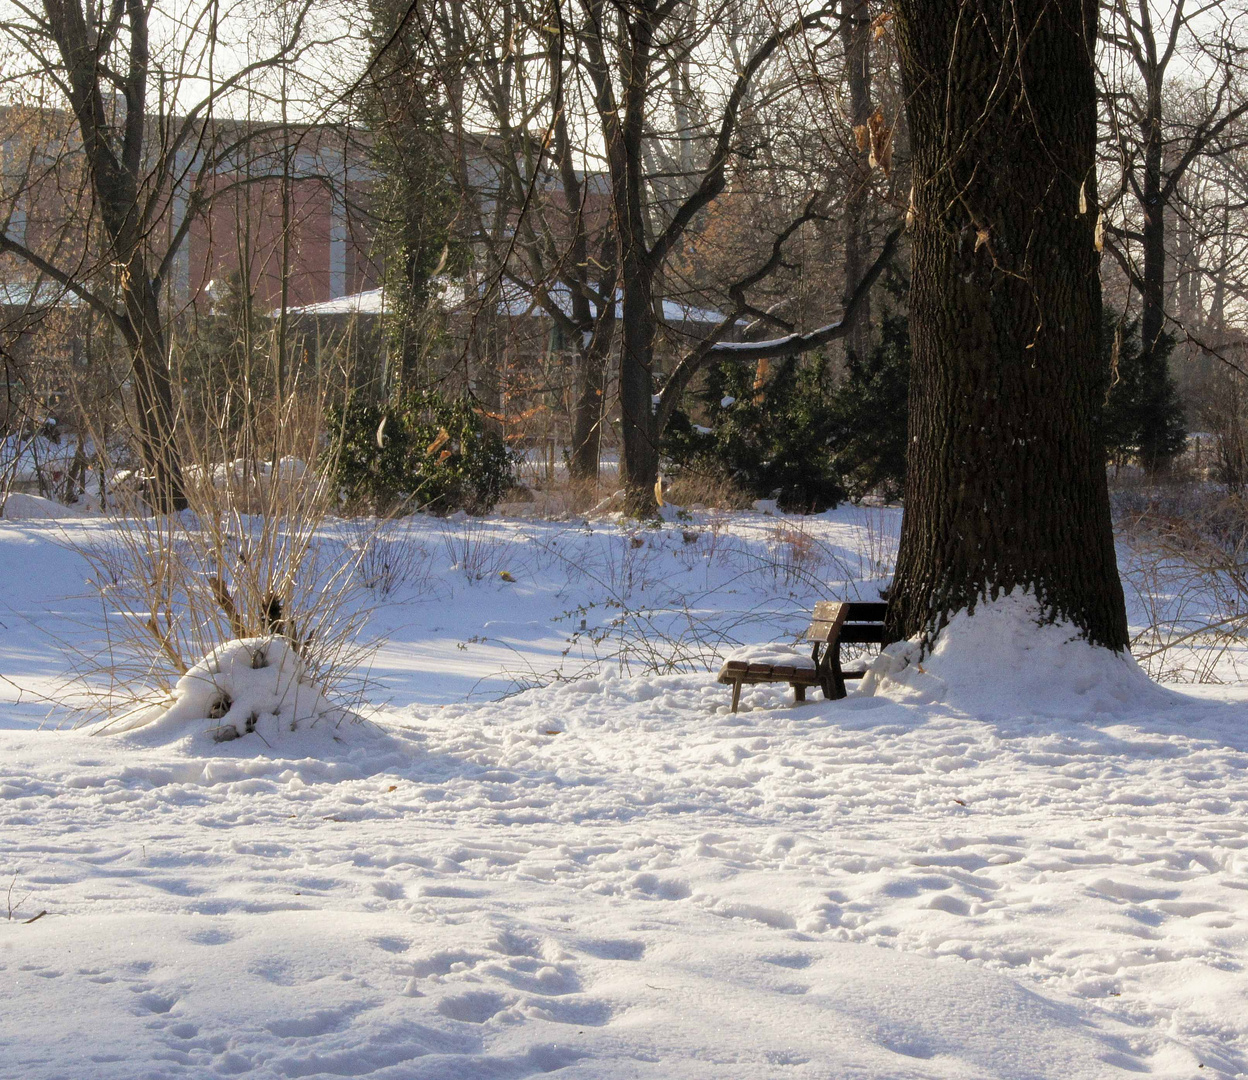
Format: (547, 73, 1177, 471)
(570, 334, 610, 481)
(841, 0, 873, 364)
(617, 252, 660, 514)
(603, 0, 661, 516)
(887, 0, 1129, 651)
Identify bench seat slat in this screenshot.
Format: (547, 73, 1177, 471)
(720, 600, 886, 710)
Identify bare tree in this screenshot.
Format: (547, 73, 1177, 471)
(0, 0, 332, 508)
(1099, 0, 1248, 365)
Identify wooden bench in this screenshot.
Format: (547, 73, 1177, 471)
(717, 600, 888, 711)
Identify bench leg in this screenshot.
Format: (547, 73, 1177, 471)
(730, 678, 743, 713)
(793, 683, 806, 703)
(830, 648, 847, 700)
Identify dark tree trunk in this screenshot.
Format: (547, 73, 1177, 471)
(45, 0, 187, 511)
(1140, 87, 1166, 364)
(124, 271, 186, 513)
(570, 333, 610, 481)
(841, 0, 873, 364)
(600, 0, 660, 515)
(617, 251, 659, 514)
(887, 0, 1129, 651)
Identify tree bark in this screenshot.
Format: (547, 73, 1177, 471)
(841, 0, 873, 364)
(1140, 80, 1167, 363)
(887, 0, 1129, 651)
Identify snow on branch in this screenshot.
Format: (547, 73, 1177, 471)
(705, 225, 902, 363)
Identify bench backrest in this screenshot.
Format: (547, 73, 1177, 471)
(804, 600, 888, 645)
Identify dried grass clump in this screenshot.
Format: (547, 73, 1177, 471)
(664, 469, 754, 511)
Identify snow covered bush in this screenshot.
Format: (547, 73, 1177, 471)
(103, 637, 349, 738)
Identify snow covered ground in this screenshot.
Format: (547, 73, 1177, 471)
(2, 504, 1248, 1078)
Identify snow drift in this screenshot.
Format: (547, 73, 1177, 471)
(859, 590, 1169, 718)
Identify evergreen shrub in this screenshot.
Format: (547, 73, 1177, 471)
(329, 389, 515, 514)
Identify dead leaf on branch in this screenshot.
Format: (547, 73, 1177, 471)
(867, 111, 893, 177)
(426, 428, 451, 456)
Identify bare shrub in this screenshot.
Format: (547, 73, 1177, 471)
(439, 514, 508, 581)
(63, 377, 377, 726)
(856, 506, 900, 584)
(346, 517, 436, 597)
(1117, 490, 1248, 682)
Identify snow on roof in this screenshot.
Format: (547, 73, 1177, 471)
(280, 288, 387, 317)
(282, 280, 733, 326)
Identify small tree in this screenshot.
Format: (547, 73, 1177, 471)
(829, 312, 910, 500)
(1101, 313, 1187, 473)
(663, 356, 846, 513)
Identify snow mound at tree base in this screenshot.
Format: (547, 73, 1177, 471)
(102, 637, 363, 748)
(858, 591, 1170, 718)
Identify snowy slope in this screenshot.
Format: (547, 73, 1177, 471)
(1, 506, 1247, 1078)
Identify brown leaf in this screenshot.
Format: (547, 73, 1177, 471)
(426, 427, 451, 456)
(868, 111, 893, 177)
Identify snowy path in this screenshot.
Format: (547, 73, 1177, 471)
(4, 673, 1248, 1077)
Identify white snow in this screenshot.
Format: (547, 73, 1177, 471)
(0, 492, 87, 519)
(2, 506, 1248, 1078)
(102, 636, 350, 742)
(723, 642, 817, 669)
(861, 590, 1168, 716)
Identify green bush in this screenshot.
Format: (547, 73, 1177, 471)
(663, 315, 913, 511)
(1100, 312, 1187, 472)
(328, 389, 515, 514)
(663, 355, 847, 513)
(828, 314, 910, 501)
